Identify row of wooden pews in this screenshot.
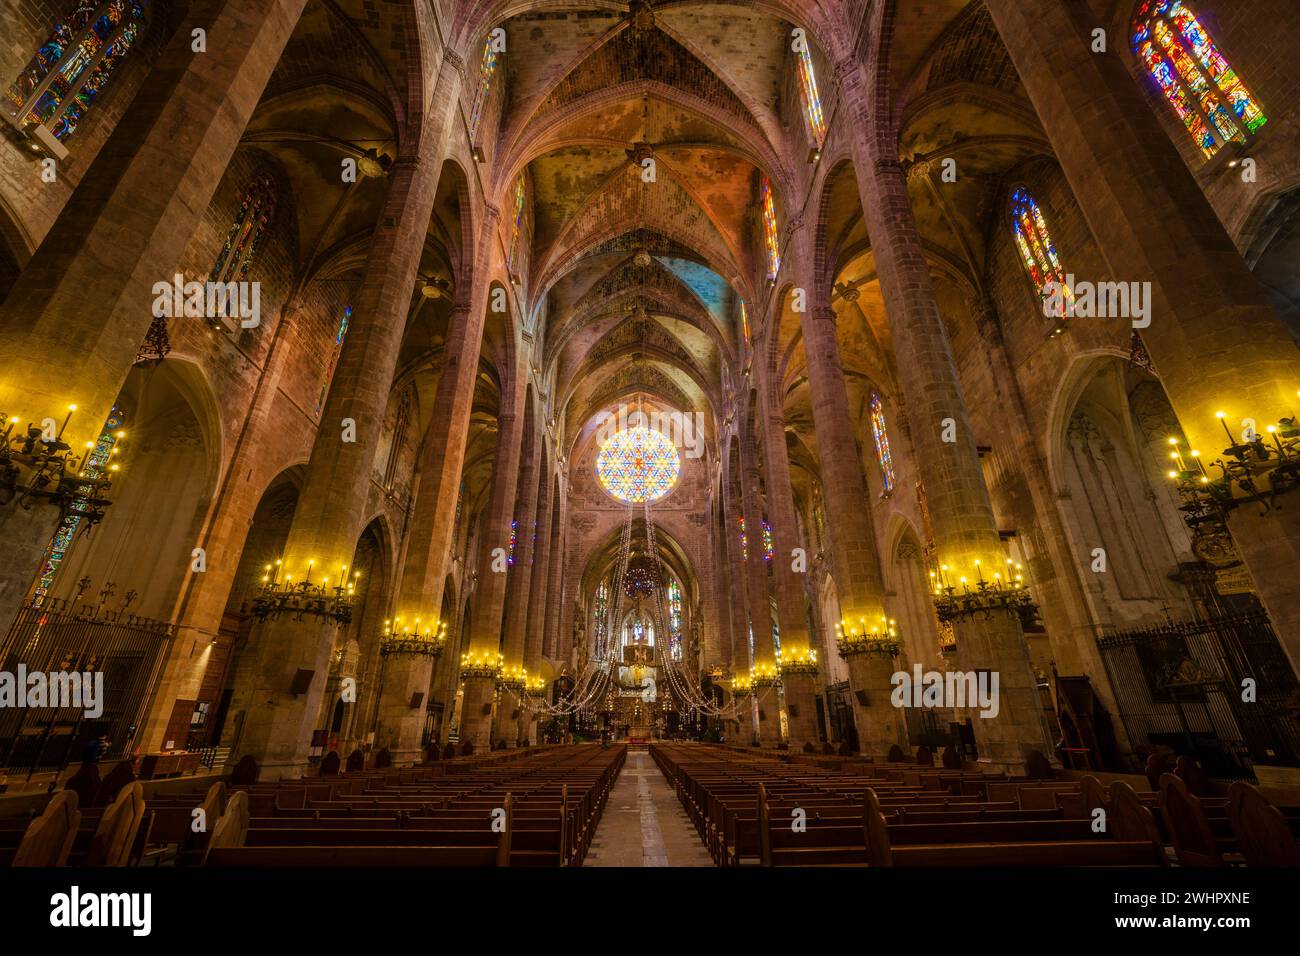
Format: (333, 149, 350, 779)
(205, 743, 626, 867)
(651, 744, 1300, 867)
(1, 744, 626, 867)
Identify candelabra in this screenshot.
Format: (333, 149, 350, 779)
(0, 407, 121, 527)
(460, 650, 503, 681)
(1168, 413, 1300, 535)
(835, 615, 901, 658)
(729, 673, 753, 695)
(930, 559, 1034, 623)
(252, 559, 356, 625)
(380, 617, 446, 657)
(498, 664, 529, 693)
(750, 662, 780, 688)
(776, 646, 819, 676)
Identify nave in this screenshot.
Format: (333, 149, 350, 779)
(5, 740, 1297, 869)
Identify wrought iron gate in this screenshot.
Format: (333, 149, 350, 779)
(0, 598, 173, 774)
(1097, 610, 1300, 780)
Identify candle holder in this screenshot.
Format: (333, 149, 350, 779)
(252, 558, 356, 625)
(777, 649, 819, 677)
(1168, 414, 1300, 523)
(380, 618, 447, 657)
(930, 559, 1035, 624)
(497, 664, 529, 693)
(729, 674, 753, 695)
(0, 408, 120, 527)
(460, 651, 504, 681)
(835, 615, 902, 658)
(750, 663, 780, 689)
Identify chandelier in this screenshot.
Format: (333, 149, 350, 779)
(1169, 412, 1300, 519)
(622, 554, 662, 597)
(380, 617, 447, 657)
(1, 406, 119, 527)
(252, 559, 356, 625)
(835, 615, 902, 658)
(930, 559, 1034, 623)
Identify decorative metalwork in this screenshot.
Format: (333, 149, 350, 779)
(380, 618, 446, 658)
(931, 560, 1035, 623)
(835, 615, 902, 658)
(251, 560, 355, 625)
(1, 407, 117, 528)
(133, 314, 171, 366)
(1168, 413, 1300, 524)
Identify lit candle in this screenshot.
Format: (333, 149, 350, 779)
(1216, 411, 1235, 445)
(58, 404, 76, 440)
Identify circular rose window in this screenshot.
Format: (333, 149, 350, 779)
(596, 427, 680, 503)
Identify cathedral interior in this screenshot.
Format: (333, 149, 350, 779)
(1, 0, 1299, 881)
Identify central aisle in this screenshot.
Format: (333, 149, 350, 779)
(585, 750, 714, 867)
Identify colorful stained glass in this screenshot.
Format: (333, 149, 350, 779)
(316, 306, 351, 415)
(508, 175, 526, 272)
(468, 34, 498, 139)
(761, 519, 774, 563)
(32, 406, 124, 606)
(739, 516, 748, 560)
(596, 427, 680, 503)
(795, 37, 826, 147)
(760, 177, 781, 279)
(1132, 2, 1264, 159)
(8, 1, 147, 143)
(1010, 186, 1072, 317)
(869, 392, 896, 495)
(211, 177, 276, 285)
(668, 579, 683, 661)
(508, 518, 518, 566)
(739, 300, 750, 343)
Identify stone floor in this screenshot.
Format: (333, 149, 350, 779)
(585, 750, 714, 867)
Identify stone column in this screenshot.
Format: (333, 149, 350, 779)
(460, 394, 527, 751)
(737, 421, 781, 746)
(228, 85, 455, 777)
(542, 474, 567, 660)
(0, 0, 309, 627)
(986, 0, 1300, 675)
(494, 417, 540, 746)
(755, 378, 819, 749)
(521, 460, 554, 744)
(721, 458, 755, 743)
(842, 59, 1052, 771)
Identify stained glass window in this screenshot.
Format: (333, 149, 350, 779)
(668, 580, 683, 661)
(739, 300, 750, 344)
(760, 519, 774, 563)
(468, 34, 498, 139)
(6, 1, 148, 144)
(1010, 186, 1072, 318)
(594, 580, 609, 657)
(596, 427, 680, 503)
(869, 392, 896, 495)
(795, 37, 826, 147)
(211, 177, 276, 285)
(32, 406, 124, 606)
(760, 176, 781, 280)
(508, 518, 518, 566)
(739, 516, 748, 560)
(316, 306, 351, 415)
(1132, 2, 1264, 159)
(508, 175, 526, 272)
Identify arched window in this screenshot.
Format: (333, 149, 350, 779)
(761, 519, 774, 563)
(316, 306, 351, 415)
(869, 391, 896, 495)
(760, 176, 781, 280)
(594, 580, 609, 656)
(1132, 2, 1265, 159)
(668, 580, 683, 661)
(32, 406, 125, 606)
(795, 34, 826, 149)
(1010, 186, 1072, 319)
(5, 0, 148, 148)
(739, 516, 748, 560)
(211, 177, 276, 285)
(507, 518, 518, 566)
(468, 34, 499, 140)
(508, 175, 526, 273)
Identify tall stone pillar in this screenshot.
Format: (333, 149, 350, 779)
(0, 0, 309, 628)
(494, 418, 540, 746)
(542, 474, 567, 660)
(842, 59, 1052, 771)
(228, 73, 456, 776)
(986, 0, 1300, 675)
(737, 421, 781, 746)
(800, 292, 907, 756)
(521, 461, 554, 744)
(755, 379, 819, 749)
(721, 461, 756, 743)
(460, 395, 527, 750)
